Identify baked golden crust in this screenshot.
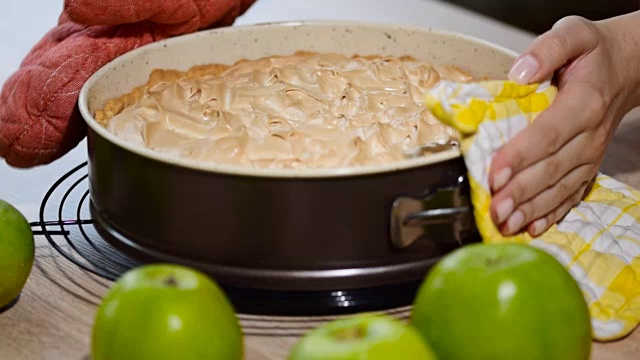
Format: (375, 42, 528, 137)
(94, 51, 426, 124)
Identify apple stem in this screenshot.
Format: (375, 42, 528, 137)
(486, 256, 501, 267)
(164, 276, 178, 287)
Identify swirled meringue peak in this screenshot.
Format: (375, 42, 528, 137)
(104, 53, 472, 169)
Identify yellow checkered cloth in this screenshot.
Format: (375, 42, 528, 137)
(425, 80, 640, 341)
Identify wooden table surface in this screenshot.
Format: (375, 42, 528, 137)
(2, 1, 640, 359)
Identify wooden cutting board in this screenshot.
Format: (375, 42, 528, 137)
(2, 237, 639, 359)
(0, 238, 414, 360)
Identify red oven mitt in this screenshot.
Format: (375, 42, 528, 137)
(0, 0, 255, 168)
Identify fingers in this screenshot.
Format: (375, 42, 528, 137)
(490, 130, 594, 226)
(489, 80, 603, 193)
(495, 164, 595, 235)
(526, 183, 590, 237)
(508, 16, 600, 85)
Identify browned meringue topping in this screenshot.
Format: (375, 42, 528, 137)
(104, 53, 472, 169)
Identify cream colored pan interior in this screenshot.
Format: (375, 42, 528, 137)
(79, 21, 518, 178)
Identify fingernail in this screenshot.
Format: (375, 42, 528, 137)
(492, 167, 512, 192)
(506, 210, 524, 234)
(495, 197, 514, 223)
(508, 55, 540, 84)
(531, 218, 548, 236)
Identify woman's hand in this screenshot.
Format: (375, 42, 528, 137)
(489, 13, 640, 236)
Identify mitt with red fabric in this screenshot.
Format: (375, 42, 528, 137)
(0, 0, 255, 168)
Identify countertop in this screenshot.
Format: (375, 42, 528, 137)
(1, 0, 639, 359)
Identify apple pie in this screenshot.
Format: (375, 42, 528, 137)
(96, 51, 473, 169)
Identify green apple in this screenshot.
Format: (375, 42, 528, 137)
(411, 243, 591, 360)
(288, 314, 436, 360)
(92, 264, 243, 360)
(0, 199, 35, 311)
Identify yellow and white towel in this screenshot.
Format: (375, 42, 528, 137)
(425, 80, 640, 341)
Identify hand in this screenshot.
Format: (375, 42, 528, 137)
(489, 13, 640, 236)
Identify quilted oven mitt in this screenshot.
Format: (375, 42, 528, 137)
(0, 0, 255, 168)
(425, 80, 640, 341)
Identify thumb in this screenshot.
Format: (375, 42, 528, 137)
(508, 16, 599, 85)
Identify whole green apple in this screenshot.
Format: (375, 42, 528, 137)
(92, 264, 243, 360)
(288, 314, 436, 360)
(0, 199, 35, 311)
(411, 243, 591, 360)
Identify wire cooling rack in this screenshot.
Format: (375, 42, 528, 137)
(29, 162, 140, 281)
(26, 162, 414, 333)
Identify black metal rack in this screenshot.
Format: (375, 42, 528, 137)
(30, 162, 141, 281)
(28, 162, 420, 319)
